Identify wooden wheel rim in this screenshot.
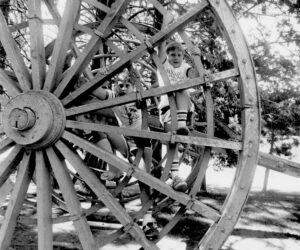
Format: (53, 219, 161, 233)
(0, 1, 260, 250)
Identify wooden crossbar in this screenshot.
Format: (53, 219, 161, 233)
(61, 0, 209, 105)
(66, 68, 239, 116)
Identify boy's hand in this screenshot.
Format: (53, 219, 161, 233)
(98, 65, 109, 75)
(190, 45, 201, 56)
(74, 77, 86, 89)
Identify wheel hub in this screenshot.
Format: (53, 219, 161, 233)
(2, 90, 66, 149)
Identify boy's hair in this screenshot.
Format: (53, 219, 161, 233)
(122, 76, 132, 84)
(166, 41, 184, 54)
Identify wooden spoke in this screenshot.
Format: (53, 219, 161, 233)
(43, 0, 81, 92)
(156, 206, 186, 242)
(0, 150, 33, 249)
(97, 200, 154, 248)
(0, 10, 31, 91)
(0, 95, 9, 108)
(120, 18, 145, 42)
(105, 40, 126, 57)
(36, 150, 53, 250)
(43, 0, 61, 21)
(54, 140, 160, 250)
(46, 147, 98, 250)
(62, 131, 221, 221)
(189, 147, 211, 194)
(0, 137, 14, 153)
(83, 0, 110, 13)
(0, 178, 13, 207)
(28, 0, 46, 90)
(53, 0, 131, 98)
(0, 68, 21, 96)
(83, 0, 153, 43)
(0, 145, 23, 187)
(43, 0, 95, 81)
(215, 117, 241, 140)
(148, 0, 167, 15)
(8, 19, 56, 34)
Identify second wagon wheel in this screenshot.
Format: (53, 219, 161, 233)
(0, 0, 260, 250)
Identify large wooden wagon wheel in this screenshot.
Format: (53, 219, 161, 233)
(0, 0, 260, 249)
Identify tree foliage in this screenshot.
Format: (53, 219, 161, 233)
(228, 0, 300, 157)
(0, 0, 299, 158)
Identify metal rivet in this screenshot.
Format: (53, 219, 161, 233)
(242, 59, 247, 64)
(144, 39, 153, 49)
(277, 162, 285, 170)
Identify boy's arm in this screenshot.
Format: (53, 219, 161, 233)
(187, 45, 202, 78)
(158, 12, 174, 61)
(91, 87, 109, 100)
(91, 66, 113, 100)
(187, 67, 199, 79)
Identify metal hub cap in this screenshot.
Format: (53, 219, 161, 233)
(2, 90, 66, 149)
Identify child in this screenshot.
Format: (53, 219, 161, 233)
(157, 41, 199, 135)
(156, 41, 200, 191)
(91, 75, 159, 239)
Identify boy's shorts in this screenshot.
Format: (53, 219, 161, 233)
(126, 136, 152, 156)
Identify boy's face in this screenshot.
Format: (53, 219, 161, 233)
(167, 48, 184, 68)
(117, 81, 134, 96)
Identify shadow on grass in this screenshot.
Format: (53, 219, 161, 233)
(232, 228, 300, 239)
(9, 189, 300, 249)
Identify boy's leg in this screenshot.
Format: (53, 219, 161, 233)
(176, 90, 190, 135)
(169, 152, 188, 192)
(133, 139, 159, 239)
(135, 139, 152, 203)
(138, 146, 152, 203)
(163, 123, 188, 192)
(95, 134, 123, 181)
(140, 147, 159, 240)
(107, 133, 129, 158)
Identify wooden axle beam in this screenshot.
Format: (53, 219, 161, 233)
(258, 152, 300, 178)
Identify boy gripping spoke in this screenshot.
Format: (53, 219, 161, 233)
(156, 40, 201, 192)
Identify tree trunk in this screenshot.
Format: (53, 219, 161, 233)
(263, 129, 275, 192)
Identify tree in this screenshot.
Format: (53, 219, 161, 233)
(1, 0, 299, 163)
